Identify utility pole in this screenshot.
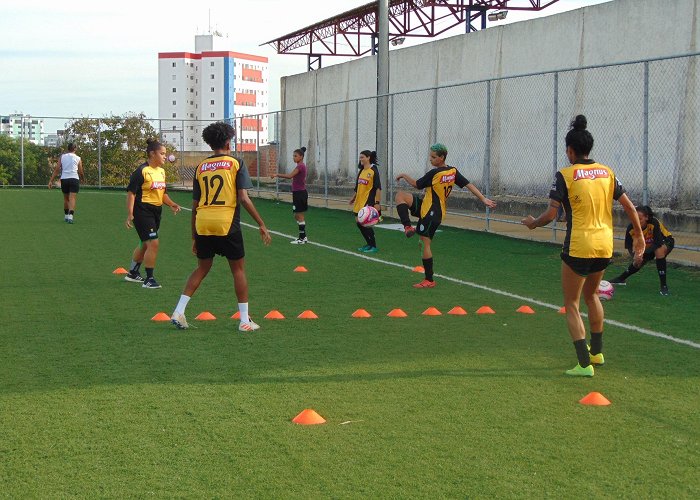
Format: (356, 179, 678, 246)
(376, 0, 389, 205)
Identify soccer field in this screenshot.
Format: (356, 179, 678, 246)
(1, 189, 698, 498)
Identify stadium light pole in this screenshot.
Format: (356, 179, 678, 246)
(376, 0, 389, 205)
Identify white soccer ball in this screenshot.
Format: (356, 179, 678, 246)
(357, 206, 380, 227)
(167, 154, 176, 163)
(597, 280, 615, 301)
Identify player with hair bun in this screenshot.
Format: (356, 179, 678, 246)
(522, 115, 645, 377)
(272, 146, 309, 244)
(395, 143, 495, 288)
(349, 150, 381, 253)
(124, 138, 181, 288)
(170, 121, 271, 333)
(609, 205, 675, 295)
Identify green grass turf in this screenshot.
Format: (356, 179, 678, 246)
(0, 189, 698, 498)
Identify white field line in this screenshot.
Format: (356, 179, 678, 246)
(81, 193, 700, 350)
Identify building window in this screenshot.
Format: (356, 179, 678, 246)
(210, 100, 215, 105)
(210, 113, 215, 118)
(172, 62, 176, 67)
(172, 113, 177, 118)
(172, 88, 176, 92)
(210, 74, 215, 79)
(210, 61, 215, 67)
(172, 126, 177, 130)
(210, 87, 215, 92)
(172, 100, 176, 105)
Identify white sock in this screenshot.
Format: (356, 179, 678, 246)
(238, 302, 249, 323)
(174, 295, 191, 315)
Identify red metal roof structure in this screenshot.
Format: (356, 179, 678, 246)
(264, 0, 560, 69)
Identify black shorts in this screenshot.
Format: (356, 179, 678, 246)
(292, 190, 308, 213)
(133, 204, 162, 242)
(561, 253, 611, 276)
(61, 178, 80, 194)
(632, 237, 674, 262)
(195, 231, 245, 261)
(409, 195, 441, 239)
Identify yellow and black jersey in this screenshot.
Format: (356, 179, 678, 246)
(193, 154, 253, 236)
(415, 166, 469, 219)
(624, 217, 672, 252)
(353, 164, 381, 213)
(549, 159, 624, 258)
(127, 163, 167, 209)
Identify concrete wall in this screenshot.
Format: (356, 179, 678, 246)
(278, 0, 700, 210)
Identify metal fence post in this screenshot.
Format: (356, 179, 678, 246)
(355, 99, 359, 170)
(552, 72, 559, 241)
(256, 113, 261, 193)
(298, 108, 302, 151)
(97, 119, 102, 189)
(20, 115, 25, 188)
(643, 61, 650, 206)
(389, 93, 395, 215)
(431, 87, 438, 145)
(484, 80, 492, 231)
(324, 104, 328, 208)
(276, 111, 280, 200)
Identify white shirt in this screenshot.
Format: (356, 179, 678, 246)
(60, 152, 81, 180)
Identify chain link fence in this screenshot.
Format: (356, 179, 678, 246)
(2, 52, 699, 252)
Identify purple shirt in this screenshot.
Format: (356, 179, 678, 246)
(291, 162, 307, 191)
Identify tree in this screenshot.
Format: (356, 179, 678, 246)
(0, 134, 58, 186)
(61, 113, 179, 187)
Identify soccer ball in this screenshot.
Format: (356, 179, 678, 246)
(597, 280, 615, 301)
(357, 206, 380, 227)
(167, 154, 176, 163)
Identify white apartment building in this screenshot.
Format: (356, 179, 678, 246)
(158, 35, 269, 152)
(0, 114, 45, 145)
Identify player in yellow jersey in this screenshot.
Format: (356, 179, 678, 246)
(609, 205, 675, 295)
(170, 122, 271, 332)
(522, 115, 645, 377)
(349, 150, 382, 252)
(395, 143, 496, 288)
(124, 139, 181, 288)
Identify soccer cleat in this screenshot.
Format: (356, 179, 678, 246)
(171, 312, 189, 330)
(64, 215, 69, 223)
(67, 214, 74, 224)
(238, 320, 260, 332)
(660, 286, 670, 296)
(404, 225, 416, 238)
(357, 245, 371, 252)
(362, 246, 379, 253)
(124, 271, 145, 283)
(565, 364, 594, 377)
(608, 276, 626, 285)
(142, 277, 162, 289)
(413, 279, 436, 288)
(589, 352, 605, 366)
(290, 237, 308, 245)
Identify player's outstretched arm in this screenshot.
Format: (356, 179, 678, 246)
(395, 173, 418, 188)
(239, 189, 271, 246)
(466, 183, 496, 208)
(272, 167, 299, 180)
(522, 199, 559, 230)
(618, 193, 645, 267)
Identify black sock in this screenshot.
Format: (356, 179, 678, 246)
(68, 210, 74, 215)
(423, 258, 434, 281)
(64, 209, 69, 215)
(366, 227, 376, 248)
(298, 223, 306, 240)
(131, 261, 142, 273)
(590, 332, 603, 355)
(574, 339, 590, 367)
(397, 203, 411, 227)
(146, 267, 154, 279)
(357, 223, 371, 246)
(619, 263, 642, 281)
(656, 258, 667, 287)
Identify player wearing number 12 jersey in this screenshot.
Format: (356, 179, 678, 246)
(170, 122, 271, 332)
(395, 143, 496, 288)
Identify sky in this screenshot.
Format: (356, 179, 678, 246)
(0, 0, 611, 123)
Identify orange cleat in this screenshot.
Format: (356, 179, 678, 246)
(412, 279, 436, 288)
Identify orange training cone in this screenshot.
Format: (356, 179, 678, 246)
(195, 311, 216, 320)
(151, 312, 171, 322)
(517, 305, 535, 314)
(558, 306, 566, 314)
(447, 306, 468, 315)
(579, 392, 611, 406)
(231, 311, 241, 319)
(422, 307, 442, 316)
(298, 310, 318, 319)
(265, 310, 286, 319)
(294, 266, 308, 272)
(352, 309, 372, 318)
(292, 409, 326, 425)
(113, 267, 128, 274)
(476, 306, 495, 314)
(387, 308, 407, 318)
(412, 266, 425, 273)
